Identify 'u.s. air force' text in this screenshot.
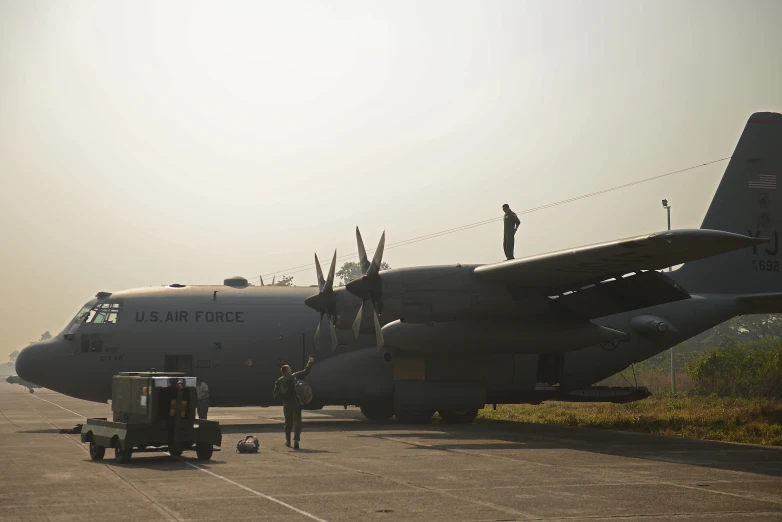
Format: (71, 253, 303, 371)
(135, 311, 245, 323)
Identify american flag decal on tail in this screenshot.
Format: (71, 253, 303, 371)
(748, 173, 777, 189)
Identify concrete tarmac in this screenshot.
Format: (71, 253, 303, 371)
(1, 382, 781, 521)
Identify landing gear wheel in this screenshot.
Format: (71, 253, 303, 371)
(438, 408, 479, 424)
(114, 444, 132, 464)
(394, 409, 435, 424)
(168, 444, 183, 457)
(89, 440, 105, 461)
(195, 442, 213, 460)
(360, 401, 395, 422)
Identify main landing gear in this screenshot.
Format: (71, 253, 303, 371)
(392, 408, 479, 424)
(359, 401, 395, 422)
(358, 402, 479, 425)
(438, 408, 479, 424)
(394, 409, 435, 424)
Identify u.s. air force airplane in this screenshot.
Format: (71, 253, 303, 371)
(16, 112, 782, 423)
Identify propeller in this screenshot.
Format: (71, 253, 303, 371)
(346, 228, 386, 350)
(304, 251, 339, 352)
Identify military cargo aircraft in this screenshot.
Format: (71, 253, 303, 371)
(16, 112, 782, 423)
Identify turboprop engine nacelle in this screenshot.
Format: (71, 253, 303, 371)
(382, 319, 627, 354)
(630, 315, 678, 341)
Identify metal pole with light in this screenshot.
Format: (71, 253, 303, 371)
(662, 199, 676, 394)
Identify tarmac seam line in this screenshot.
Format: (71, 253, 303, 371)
(104, 464, 184, 521)
(533, 511, 782, 520)
(660, 480, 782, 507)
(0, 408, 23, 429)
(29, 392, 88, 419)
(177, 458, 330, 522)
(22, 391, 327, 522)
(16, 392, 185, 520)
(277, 445, 537, 520)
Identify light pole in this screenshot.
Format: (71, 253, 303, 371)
(662, 199, 676, 394)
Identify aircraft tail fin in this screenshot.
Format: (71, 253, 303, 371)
(674, 112, 782, 294)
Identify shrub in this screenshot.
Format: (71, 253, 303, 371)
(685, 338, 782, 398)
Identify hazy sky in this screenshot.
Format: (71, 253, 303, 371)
(1, 0, 781, 359)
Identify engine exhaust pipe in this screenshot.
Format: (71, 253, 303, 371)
(382, 351, 393, 364)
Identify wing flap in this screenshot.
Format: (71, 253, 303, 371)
(474, 229, 765, 290)
(549, 270, 690, 320)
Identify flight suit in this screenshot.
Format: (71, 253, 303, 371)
(273, 360, 313, 443)
(503, 210, 520, 259)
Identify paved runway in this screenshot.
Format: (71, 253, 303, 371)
(1, 382, 781, 521)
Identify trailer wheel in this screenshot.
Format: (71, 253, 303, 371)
(89, 440, 105, 461)
(114, 444, 132, 464)
(196, 443, 213, 460)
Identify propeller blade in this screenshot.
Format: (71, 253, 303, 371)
(328, 316, 338, 352)
(315, 253, 325, 292)
(260, 275, 264, 287)
(371, 300, 384, 350)
(313, 313, 323, 350)
(325, 250, 337, 291)
(352, 300, 364, 339)
(356, 227, 370, 275)
(272, 275, 275, 285)
(367, 231, 386, 277)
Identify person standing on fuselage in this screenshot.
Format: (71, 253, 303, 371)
(273, 356, 314, 449)
(502, 203, 521, 260)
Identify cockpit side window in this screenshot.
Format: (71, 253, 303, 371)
(74, 303, 94, 323)
(87, 302, 122, 324)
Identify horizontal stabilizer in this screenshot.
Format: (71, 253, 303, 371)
(738, 292, 782, 314)
(474, 229, 765, 291)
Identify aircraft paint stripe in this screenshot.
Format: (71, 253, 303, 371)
(178, 459, 330, 522)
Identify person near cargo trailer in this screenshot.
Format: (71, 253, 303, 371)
(272, 356, 314, 449)
(196, 377, 209, 419)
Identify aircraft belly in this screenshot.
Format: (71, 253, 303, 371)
(561, 295, 741, 389)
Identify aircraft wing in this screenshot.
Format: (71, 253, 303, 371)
(473, 229, 765, 290)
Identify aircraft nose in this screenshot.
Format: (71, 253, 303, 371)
(15, 344, 44, 385)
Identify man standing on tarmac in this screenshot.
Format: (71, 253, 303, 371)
(502, 203, 521, 260)
(273, 356, 315, 449)
(196, 377, 210, 420)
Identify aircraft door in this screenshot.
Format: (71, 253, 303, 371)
(165, 354, 193, 375)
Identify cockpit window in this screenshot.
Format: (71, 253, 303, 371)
(74, 302, 94, 323)
(86, 302, 122, 324)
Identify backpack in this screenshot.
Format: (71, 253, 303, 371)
(294, 379, 313, 405)
(236, 435, 259, 454)
(280, 378, 296, 400)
